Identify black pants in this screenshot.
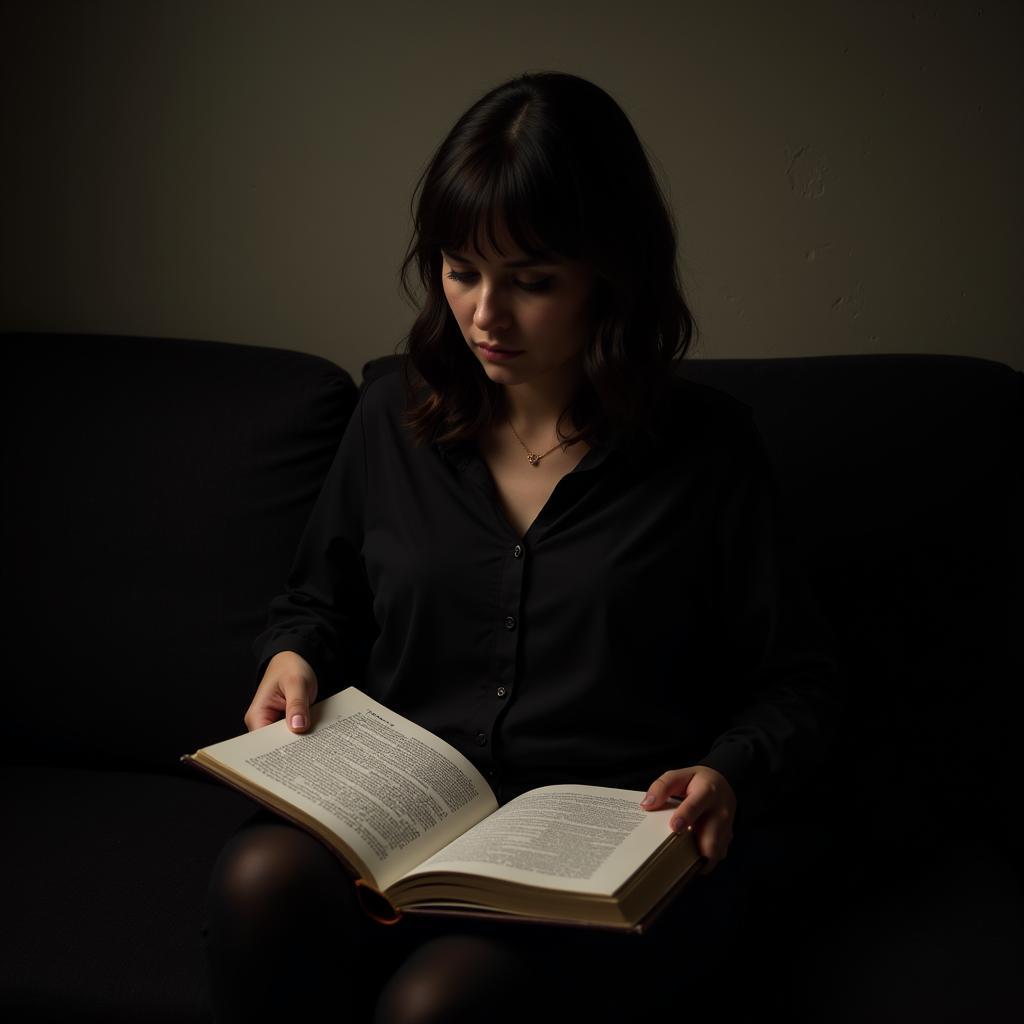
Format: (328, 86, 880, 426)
(201, 806, 823, 1023)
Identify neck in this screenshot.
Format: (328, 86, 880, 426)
(500, 365, 584, 439)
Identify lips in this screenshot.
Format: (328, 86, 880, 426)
(476, 343, 523, 354)
(476, 342, 525, 363)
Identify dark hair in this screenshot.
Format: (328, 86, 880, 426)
(397, 70, 696, 450)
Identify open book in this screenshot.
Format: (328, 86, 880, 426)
(182, 687, 705, 934)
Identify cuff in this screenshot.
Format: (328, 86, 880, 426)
(698, 736, 760, 809)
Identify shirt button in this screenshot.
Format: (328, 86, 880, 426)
(513, 544, 523, 558)
(504, 615, 516, 630)
(476, 732, 487, 746)
(496, 686, 506, 697)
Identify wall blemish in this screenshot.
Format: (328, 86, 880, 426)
(785, 144, 830, 200)
(805, 243, 834, 262)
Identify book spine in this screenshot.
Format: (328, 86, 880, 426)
(354, 879, 403, 925)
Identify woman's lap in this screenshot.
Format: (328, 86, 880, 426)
(203, 806, 811, 1022)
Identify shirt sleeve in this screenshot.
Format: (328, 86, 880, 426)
(697, 407, 849, 822)
(250, 383, 377, 692)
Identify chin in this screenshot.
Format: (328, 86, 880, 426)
(481, 364, 524, 383)
(474, 351, 524, 375)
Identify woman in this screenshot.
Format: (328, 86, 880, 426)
(203, 71, 846, 1023)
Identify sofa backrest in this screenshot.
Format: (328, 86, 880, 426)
(674, 356, 1022, 811)
(4, 333, 357, 773)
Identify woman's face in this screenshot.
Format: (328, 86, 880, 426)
(440, 222, 596, 392)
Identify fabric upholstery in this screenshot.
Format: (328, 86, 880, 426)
(4, 333, 357, 773)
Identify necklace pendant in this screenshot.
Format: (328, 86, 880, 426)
(528, 453, 540, 466)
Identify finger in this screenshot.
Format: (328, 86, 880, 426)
(669, 771, 731, 832)
(640, 768, 697, 810)
(693, 806, 733, 872)
(671, 796, 707, 832)
(245, 707, 282, 731)
(244, 692, 286, 732)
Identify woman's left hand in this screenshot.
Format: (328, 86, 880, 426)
(640, 766, 737, 875)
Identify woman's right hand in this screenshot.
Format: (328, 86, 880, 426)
(243, 650, 319, 734)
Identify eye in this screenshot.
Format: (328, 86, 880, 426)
(518, 277, 554, 294)
(445, 270, 553, 294)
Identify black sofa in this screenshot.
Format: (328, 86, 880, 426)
(3, 332, 1022, 1023)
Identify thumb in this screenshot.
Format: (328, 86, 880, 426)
(281, 676, 312, 733)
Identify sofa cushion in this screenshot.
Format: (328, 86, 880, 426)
(5, 765, 257, 1023)
(3, 333, 357, 774)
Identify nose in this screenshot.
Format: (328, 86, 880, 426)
(472, 282, 510, 334)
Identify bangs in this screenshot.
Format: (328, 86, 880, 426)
(425, 150, 582, 264)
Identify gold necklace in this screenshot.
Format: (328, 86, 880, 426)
(507, 417, 566, 466)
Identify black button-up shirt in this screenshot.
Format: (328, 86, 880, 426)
(253, 368, 846, 818)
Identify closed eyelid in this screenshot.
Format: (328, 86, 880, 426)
(445, 268, 554, 293)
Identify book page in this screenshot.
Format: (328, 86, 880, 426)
(402, 784, 684, 896)
(196, 687, 498, 891)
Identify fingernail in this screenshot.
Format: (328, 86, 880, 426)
(290, 714, 307, 730)
(640, 793, 655, 807)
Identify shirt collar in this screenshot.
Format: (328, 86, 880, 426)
(432, 427, 632, 474)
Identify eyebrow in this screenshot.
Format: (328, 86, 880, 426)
(442, 249, 559, 268)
